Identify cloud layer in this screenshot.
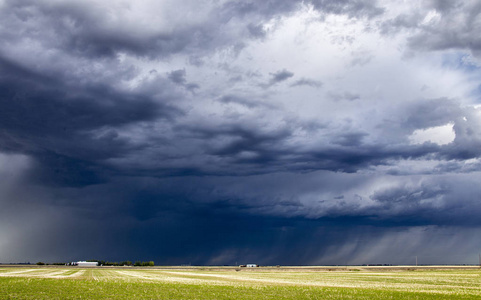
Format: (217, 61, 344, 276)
(1, 0, 481, 265)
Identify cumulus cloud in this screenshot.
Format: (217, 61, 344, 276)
(408, 1, 481, 58)
(379, 0, 481, 59)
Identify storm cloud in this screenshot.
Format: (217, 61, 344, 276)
(1, 0, 481, 265)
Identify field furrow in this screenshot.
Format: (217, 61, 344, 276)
(1, 266, 480, 299)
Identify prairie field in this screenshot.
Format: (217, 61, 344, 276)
(0, 266, 480, 299)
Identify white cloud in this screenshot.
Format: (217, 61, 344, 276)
(409, 123, 455, 145)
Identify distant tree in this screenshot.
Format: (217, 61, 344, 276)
(148, 261, 154, 266)
(36, 262, 45, 265)
(134, 261, 142, 266)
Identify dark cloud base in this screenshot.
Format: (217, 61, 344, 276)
(5, 209, 479, 265)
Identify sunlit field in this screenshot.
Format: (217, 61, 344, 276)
(1, 266, 480, 299)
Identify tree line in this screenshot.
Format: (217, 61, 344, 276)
(87, 260, 155, 266)
(36, 260, 155, 266)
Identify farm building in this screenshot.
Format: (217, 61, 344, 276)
(74, 261, 98, 267)
(246, 264, 258, 267)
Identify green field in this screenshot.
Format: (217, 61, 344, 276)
(1, 266, 480, 299)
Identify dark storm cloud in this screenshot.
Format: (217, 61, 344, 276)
(367, 176, 481, 226)
(306, 143, 442, 173)
(167, 117, 447, 175)
(370, 183, 449, 222)
(1, 0, 481, 266)
(6, 169, 478, 265)
(1, 0, 383, 63)
(0, 55, 181, 186)
(4, 113, 404, 181)
(1, 0, 170, 58)
(0, 0, 258, 61)
(0, 0, 387, 65)
(3, 0, 241, 60)
(0, 58, 169, 134)
(172, 123, 292, 170)
(89, 172, 481, 261)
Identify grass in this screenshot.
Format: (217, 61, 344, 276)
(0, 266, 480, 299)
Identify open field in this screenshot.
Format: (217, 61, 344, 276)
(1, 266, 480, 299)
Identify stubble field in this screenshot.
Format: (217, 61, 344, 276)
(0, 266, 480, 299)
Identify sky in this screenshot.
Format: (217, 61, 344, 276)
(1, 0, 481, 266)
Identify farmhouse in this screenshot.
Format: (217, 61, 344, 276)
(246, 264, 258, 267)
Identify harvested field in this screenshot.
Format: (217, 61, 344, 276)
(0, 266, 480, 299)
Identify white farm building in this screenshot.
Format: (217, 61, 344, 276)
(74, 261, 98, 267)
